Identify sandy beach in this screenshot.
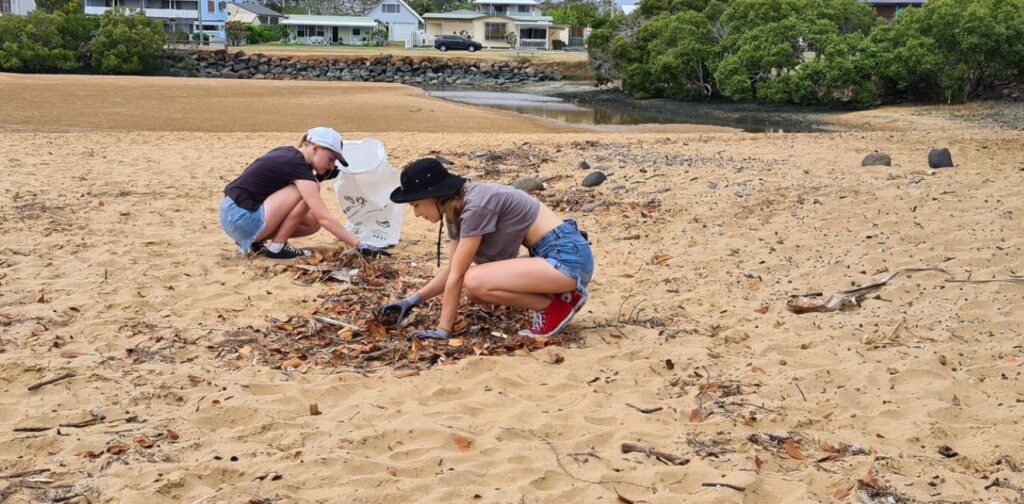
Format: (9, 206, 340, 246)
(1, 73, 1022, 504)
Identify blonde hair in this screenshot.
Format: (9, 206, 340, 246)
(439, 186, 467, 236)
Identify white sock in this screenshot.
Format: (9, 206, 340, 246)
(267, 242, 285, 253)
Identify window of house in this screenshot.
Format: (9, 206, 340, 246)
(352, 28, 361, 35)
(207, 0, 213, 12)
(297, 26, 306, 36)
(517, 5, 529, 13)
(1, 0, 12, 12)
(218, 1, 225, 9)
(315, 25, 324, 37)
(493, 5, 506, 13)
(382, 3, 399, 13)
(520, 28, 544, 39)
(484, 22, 505, 41)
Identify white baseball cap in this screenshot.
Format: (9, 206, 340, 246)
(306, 127, 349, 167)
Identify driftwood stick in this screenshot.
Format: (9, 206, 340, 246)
(12, 426, 52, 432)
(625, 403, 664, 414)
(1, 468, 51, 479)
(946, 278, 1024, 285)
(27, 372, 76, 391)
(310, 315, 360, 331)
(702, 482, 746, 492)
(621, 442, 690, 465)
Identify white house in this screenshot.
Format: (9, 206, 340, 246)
(0, 0, 36, 15)
(423, 0, 568, 50)
(82, 0, 229, 41)
(281, 14, 384, 45)
(363, 0, 423, 43)
(227, 2, 282, 24)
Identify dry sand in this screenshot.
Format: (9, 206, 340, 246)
(1, 73, 1023, 504)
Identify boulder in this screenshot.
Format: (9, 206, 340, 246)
(513, 177, 545, 192)
(581, 171, 607, 188)
(861, 152, 891, 166)
(928, 148, 954, 168)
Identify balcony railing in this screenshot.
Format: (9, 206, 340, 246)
(519, 38, 546, 49)
(84, 3, 202, 18)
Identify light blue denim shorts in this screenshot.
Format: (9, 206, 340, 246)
(219, 196, 266, 253)
(529, 219, 594, 291)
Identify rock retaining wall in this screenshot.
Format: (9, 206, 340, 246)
(163, 49, 562, 86)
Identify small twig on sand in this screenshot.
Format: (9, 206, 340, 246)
(625, 403, 664, 414)
(787, 268, 951, 314)
(795, 382, 807, 402)
(310, 315, 360, 331)
(1, 468, 51, 479)
(503, 428, 649, 489)
(621, 442, 690, 466)
(12, 426, 52, 433)
(27, 372, 76, 391)
(946, 277, 1024, 285)
(701, 482, 746, 492)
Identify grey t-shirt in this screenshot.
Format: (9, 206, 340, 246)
(448, 183, 541, 264)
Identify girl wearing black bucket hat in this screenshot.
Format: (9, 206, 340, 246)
(378, 158, 594, 339)
(220, 127, 389, 260)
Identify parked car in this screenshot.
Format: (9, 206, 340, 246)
(434, 35, 482, 52)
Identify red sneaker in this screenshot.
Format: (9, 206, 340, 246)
(562, 288, 589, 315)
(522, 295, 575, 337)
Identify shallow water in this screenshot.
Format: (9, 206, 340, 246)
(427, 89, 833, 133)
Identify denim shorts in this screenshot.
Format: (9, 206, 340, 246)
(219, 196, 266, 253)
(529, 219, 594, 291)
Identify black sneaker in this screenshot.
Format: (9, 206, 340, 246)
(264, 242, 312, 260)
(249, 241, 267, 256)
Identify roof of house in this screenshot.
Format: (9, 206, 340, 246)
(423, 8, 482, 19)
(423, 9, 552, 23)
(473, 0, 540, 4)
(281, 14, 381, 27)
(228, 2, 283, 17)
(366, 0, 424, 24)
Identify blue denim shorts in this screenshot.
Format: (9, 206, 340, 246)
(529, 219, 594, 291)
(219, 196, 266, 253)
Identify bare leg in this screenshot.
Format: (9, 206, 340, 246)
(256, 185, 320, 242)
(463, 258, 576, 311)
(290, 211, 320, 239)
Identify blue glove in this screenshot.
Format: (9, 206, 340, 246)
(377, 293, 421, 327)
(357, 242, 391, 258)
(411, 328, 451, 340)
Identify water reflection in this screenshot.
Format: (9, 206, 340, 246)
(427, 90, 817, 132)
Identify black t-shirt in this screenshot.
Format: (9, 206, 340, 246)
(223, 146, 340, 211)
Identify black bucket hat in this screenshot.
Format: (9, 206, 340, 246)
(390, 158, 466, 203)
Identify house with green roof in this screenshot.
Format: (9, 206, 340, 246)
(280, 14, 385, 45)
(423, 0, 568, 50)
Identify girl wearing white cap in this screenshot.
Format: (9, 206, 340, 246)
(220, 127, 389, 260)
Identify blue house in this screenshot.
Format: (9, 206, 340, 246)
(363, 0, 424, 43)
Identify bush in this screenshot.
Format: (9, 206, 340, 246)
(89, 8, 165, 74)
(0, 9, 86, 71)
(246, 23, 287, 44)
(226, 20, 248, 46)
(591, 0, 1024, 107)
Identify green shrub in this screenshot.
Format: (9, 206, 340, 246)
(0, 9, 82, 71)
(89, 8, 165, 74)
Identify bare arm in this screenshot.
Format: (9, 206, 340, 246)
(294, 179, 359, 247)
(415, 240, 458, 302)
(437, 235, 481, 331)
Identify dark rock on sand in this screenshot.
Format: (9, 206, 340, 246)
(929, 148, 954, 168)
(862, 152, 892, 167)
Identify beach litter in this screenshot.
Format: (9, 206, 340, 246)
(220, 249, 582, 372)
